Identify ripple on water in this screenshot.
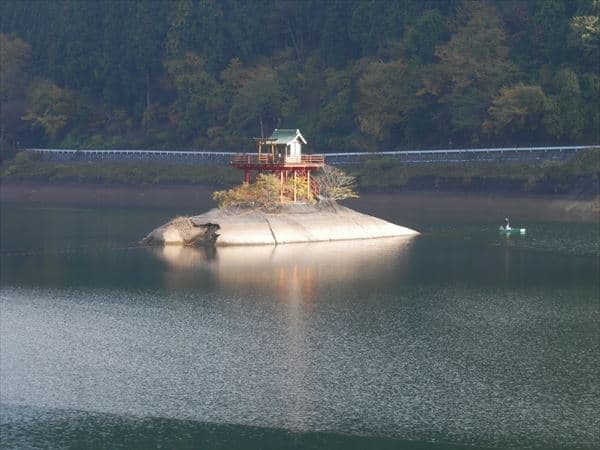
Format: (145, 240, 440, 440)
(1, 282, 598, 449)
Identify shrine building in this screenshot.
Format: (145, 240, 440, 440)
(231, 129, 325, 202)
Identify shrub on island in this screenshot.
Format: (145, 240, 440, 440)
(212, 166, 360, 210)
(212, 173, 313, 210)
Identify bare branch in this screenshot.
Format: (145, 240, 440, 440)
(315, 164, 359, 200)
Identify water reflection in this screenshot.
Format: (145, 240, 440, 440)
(152, 237, 417, 429)
(153, 237, 416, 298)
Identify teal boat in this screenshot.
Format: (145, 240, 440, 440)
(499, 226, 526, 234)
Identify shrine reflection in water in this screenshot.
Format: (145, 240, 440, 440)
(155, 237, 415, 304)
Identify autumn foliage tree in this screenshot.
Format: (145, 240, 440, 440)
(483, 84, 547, 139)
(429, 1, 517, 143)
(23, 79, 76, 139)
(212, 173, 313, 210)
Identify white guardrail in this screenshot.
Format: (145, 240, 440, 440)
(325, 145, 597, 157)
(26, 149, 235, 156)
(24, 145, 598, 165)
(25, 145, 597, 157)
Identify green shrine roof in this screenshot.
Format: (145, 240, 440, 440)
(268, 129, 307, 145)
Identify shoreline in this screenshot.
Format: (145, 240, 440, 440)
(1, 181, 598, 223)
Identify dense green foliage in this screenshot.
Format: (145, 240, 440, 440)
(1, 0, 598, 156)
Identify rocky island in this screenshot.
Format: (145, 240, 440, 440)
(141, 200, 419, 246)
(142, 129, 419, 247)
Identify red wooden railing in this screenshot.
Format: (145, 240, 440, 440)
(231, 154, 324, 165)
(231, 154, 270, 165)
(301, 155, 325, 164)
(310, 177, 320, 197)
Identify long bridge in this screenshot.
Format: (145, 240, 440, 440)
(25, 145, 597, 165)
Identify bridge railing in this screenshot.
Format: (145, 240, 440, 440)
(24, 145, 598, 165)
(26, 145, 596, 156)
(325, 145, 595, 156)
(26, 148, 236, 156)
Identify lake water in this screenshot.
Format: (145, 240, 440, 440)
(1, 192, 599, 449)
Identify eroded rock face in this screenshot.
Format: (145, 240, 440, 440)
(140, 216, 220, 246)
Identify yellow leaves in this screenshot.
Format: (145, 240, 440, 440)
(484, 84, 546, 135)
(213, 173, 315, 209)
(570, 2, 599, 48)
(355, 58, 411, 141)
(432, 1, 514, 99)
(22, 79, 75, 138)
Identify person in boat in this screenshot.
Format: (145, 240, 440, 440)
(504, 217, 511, 230)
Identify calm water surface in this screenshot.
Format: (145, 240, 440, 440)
(1, 195, 599, 449)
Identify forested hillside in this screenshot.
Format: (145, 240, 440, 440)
(1, 0, 598, 155)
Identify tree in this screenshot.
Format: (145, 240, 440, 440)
(0, 34, 31, 101)
(579, 72, 600, 143)
(227, 65, 284, 137)
(542, 68, 584, 141)
(165, 0, 195, 58)
(427, 1, 517, 143)
(347, 0, 405, 57)
(318, 1, 354, 67)
(130, 0, 171, 129)
(403, 9, 447, 63)
(315, 164, 359, 200)
(0, 34, 32, 153)
(570, 6, 600, 49)
(165, 52, 224, 141)
(483, 84, 547, 140)
(355, 58, 421, 144)
(531, 0, 569, 64)
(22, 79, 76, 139)
(569, 0, 600, 71)
(435, 2, 515, 92)
(316, 67, 355, 138)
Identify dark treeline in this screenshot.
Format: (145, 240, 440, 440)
(1, 0, 598, 155)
